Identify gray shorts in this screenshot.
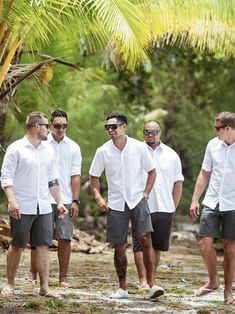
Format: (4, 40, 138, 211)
(198, 205, 235, 240)
(106, 198, 153, 244)
(10, 213, 53, 248)
(133, 212, 174, 252)
(53, 204, 73, 241)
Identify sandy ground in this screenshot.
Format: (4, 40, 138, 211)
(0, 222, 234, 313)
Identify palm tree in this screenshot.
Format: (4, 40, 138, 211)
(1, 0, 235, 145)
(0, 0, 150, 144)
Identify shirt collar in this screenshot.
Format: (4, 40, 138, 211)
(48, 132, 68, 144)
(144, 140, 162, 151)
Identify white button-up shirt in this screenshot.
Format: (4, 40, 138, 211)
(202, 137, 235, 211)
(89, 136, 155, 211)
(48, 133, 82, 204)
(146, 142, 184, 213)
(1, 137, 57, 215)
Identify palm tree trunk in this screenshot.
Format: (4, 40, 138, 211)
(0, 99, 7, 147)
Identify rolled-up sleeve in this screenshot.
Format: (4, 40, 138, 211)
(1, 145, 18, 188)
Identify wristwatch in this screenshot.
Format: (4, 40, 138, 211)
(72, 199, 80, 205)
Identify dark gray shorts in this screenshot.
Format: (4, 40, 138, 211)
(133, 212, 174, 252)
(106, 198, 153, 244)
(10, 213, 53, 248)
(198, 205, 235, 240)
(53, 204, 73, 241)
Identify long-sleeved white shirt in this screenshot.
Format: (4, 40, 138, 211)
(47, 133, 82, 204)
(1, 137, 57, 214)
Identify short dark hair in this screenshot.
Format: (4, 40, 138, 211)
(106, 112, 128, 125)
(51, 109, 67, 123)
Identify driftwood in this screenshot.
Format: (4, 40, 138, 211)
(0, 217, 108, 254)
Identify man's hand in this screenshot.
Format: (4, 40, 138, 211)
(96, 196, 109, 212)
(190, 200, 200, 220)
(70, 202, 79, 218)
(8, 201, 21, 220)
(57, 203, 68, 219)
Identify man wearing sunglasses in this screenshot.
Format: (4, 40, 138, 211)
(29, 109, 82, 289)
(89, 112, 163, 299)
(190, 111, 235, 304)
(133, 120, 184, 291)
(1, 111, 68, 298)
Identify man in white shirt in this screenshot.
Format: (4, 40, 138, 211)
(89, 112, 163, 299)
(0, 111, 67, 298)
(133, 120, 183, 290)
(190, 111, 235, 305)
(29, 109, 82, 288)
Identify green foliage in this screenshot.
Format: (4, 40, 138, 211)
(3, 46, 235, 217)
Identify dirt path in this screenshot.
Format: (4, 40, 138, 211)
(0, 224, 234, 313)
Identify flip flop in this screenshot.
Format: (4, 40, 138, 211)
(1, 285, 14, 296)
(60, 282, 74, 289)
(39, 291, 63, 300)
(195, 286, 218, 297)
(224, 298, 235, 305)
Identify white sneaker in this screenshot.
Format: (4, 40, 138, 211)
(149, 285, 164, 299)
(109, 288, 129, 299)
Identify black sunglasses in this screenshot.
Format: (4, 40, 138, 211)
(214, 125, 227, 132)
(53, 123, 68, 129)
(38, 123, 49, 129)
(104, 123, 123, 131)
(143, 129, 160, 136)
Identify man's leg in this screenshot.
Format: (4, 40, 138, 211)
(223, 239, 235, 303)
(195, 237, 219, 296)
(29, 249, 37, 281)
(113, 243, 127, 290)
(134, 249, 161, 288)
(155, 250, 161, 269)
(139, 233, 155, 287)
(134, 251, 148, 287)
(36, 245, 50, 296)
(6, 245, 23, 289)
(58, 239, 71, 284)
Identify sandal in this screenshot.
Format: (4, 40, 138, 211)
(1, 285, 14, 296)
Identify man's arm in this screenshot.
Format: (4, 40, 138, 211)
(49, 181, 68, 218)
(190, 169, 211, 220)
(143, 168, 156, 199)
(173, 181, 183, 208)
(89, 175, 108, 212)
(70, 175, 81, 218)
(3, 186, 20, 220)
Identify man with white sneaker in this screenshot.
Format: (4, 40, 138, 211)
(133, 120, 183, 293)
(89, 112, 163, 299)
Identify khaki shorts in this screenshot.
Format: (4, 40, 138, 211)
(198, 205, 235, 240)
(106, 198, 153, 244)
(52, 204, 73, 241)
(10, 212, 53, 248)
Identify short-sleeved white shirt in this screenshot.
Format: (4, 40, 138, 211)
(146, 142, 184, 213)
(48, 133, 82, 204)
(202, 137, 235, 211)
(89, 136, 155, 211)
(1, 137, 57, 215)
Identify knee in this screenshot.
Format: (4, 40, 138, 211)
(198, 238, 207, 252)
(140, 234, 151, 249)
